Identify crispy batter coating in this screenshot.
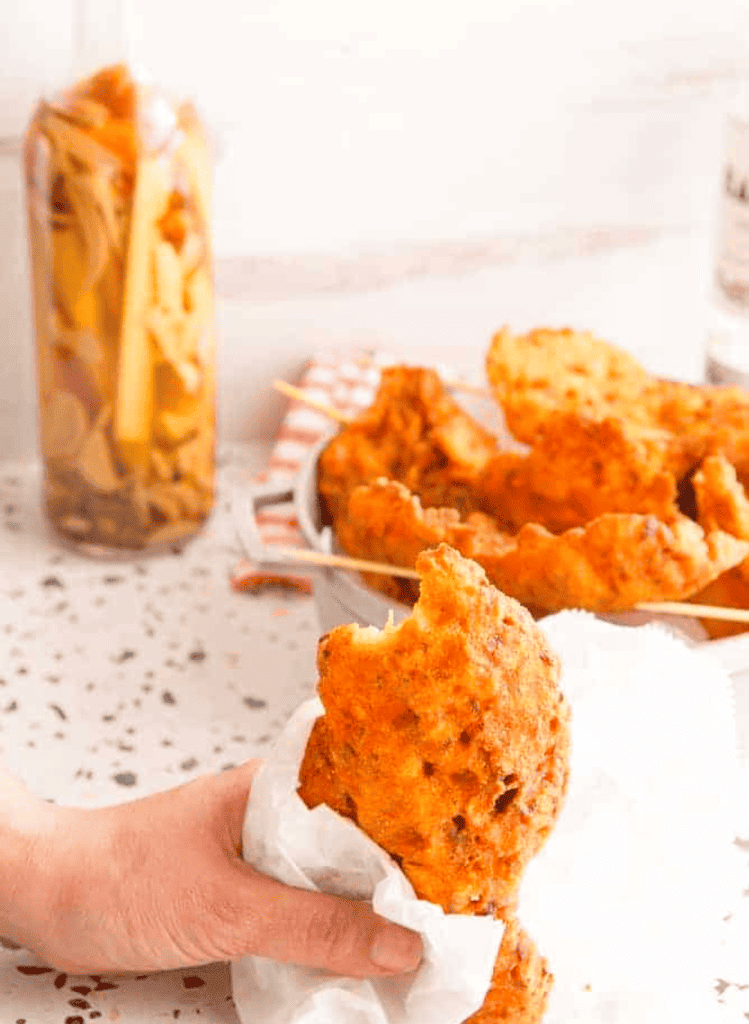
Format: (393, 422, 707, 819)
(689, 568, 749, 639)
(485, 326, 652, 440)
(336, 479, 749, 613)
(691, 454, 749, 637)
(476, 412, 678, 532)
(655, 379, 749, 474)
(694, 454, 749, 539)
(317, 366, 499, 522)
(485, 326, 749, 477)
(464, 917, 552, 1024)
(299, 545, 569, 1024)
(300, 545, 570, 913)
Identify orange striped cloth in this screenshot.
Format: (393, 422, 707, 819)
(230, 351, 383, 590)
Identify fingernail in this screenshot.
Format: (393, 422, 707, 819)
(370, 924, 423, 973)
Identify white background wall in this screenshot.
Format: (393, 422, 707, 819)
(3, 0, 749, 453)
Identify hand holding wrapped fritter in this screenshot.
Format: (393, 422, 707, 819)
(299, 544, 570, 1023)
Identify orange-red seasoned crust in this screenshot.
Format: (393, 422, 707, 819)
(475, 411, 679, 533)
(299, 544, 570, 916)
(464, 917, 553, 1024)
(298, 545, 567, 1023)
(317, 365, 498, 522)
(336, 479, 749, 613)
(486, 326, 749, 478)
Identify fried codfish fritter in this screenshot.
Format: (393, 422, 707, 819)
(318, 358, 685, 543)
(693, 454, 749, 540)
(336, 479, 749, 613)
(475, 411, 679, 533)
(464, 918, 552, 1024)
(690, 454, 749, 638)
(299, 544, 569, 1024)
(485, 326, 749, 476)
(486, 326, 651, 437)
(317, 365, 499, 522)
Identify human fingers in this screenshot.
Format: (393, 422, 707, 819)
(206, 760, 264, 851)
(226, 862, 423, 978)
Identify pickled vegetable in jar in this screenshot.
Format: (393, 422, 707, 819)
(24, 63, 216, 552)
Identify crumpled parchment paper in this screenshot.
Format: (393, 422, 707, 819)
(232, 611, 743, 1024)
(231, 697, 504, 1024)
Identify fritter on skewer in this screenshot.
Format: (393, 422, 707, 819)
(317, 366, 499, 522)
(336, 479, 749, 614)
(299, 544, 570, 1023)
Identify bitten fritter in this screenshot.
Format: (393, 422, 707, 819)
(475, 411, 679, 533)
(299, 544, 570, 1024)
(317, 365, 499, 523)
(336, 479, 749, 613)
(299, 545, 570, 914)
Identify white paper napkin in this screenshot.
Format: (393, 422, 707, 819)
(521, 611, 743, 1024)
(232, 613, 743, 1024)
(231, 698, 505, 1024)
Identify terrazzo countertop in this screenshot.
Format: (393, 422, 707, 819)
(1, 443, 749, 1023)
(0, 442, 322, 1024)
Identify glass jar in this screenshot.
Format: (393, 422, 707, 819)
(23, 63, 216, 552)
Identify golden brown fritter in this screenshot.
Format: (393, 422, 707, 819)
(317, 365, 499, 522)
(475, 411, 679, 533)
(485, 326, 652, 441)
(299, 544, 569, 1024)
(464, 917, 552, 1024)
(688, 567, 749, 640)
(655, 379, 749, 474)
(690, 454, 749, 637)
(336, 479, 749, 613)
(693, 454, 749, 539)
(485, 326, 749, 478)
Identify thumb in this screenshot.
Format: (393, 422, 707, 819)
(228, 862, 423, 978)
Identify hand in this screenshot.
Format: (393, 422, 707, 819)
(0, 763, 423, 977)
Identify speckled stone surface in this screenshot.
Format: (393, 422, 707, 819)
(1, 444, 749, 1022)
(0, 443, 321, 1023)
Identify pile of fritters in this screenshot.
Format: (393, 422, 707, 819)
(299, 545, 571, 1024)
(318, 342, 749, 625)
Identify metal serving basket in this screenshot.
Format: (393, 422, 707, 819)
(235, 426, 749, 754)
(236, 429, 412, 635)
(236, 428, 749, 662)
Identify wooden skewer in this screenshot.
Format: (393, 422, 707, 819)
(273, 380, 351, 425)
(268, 546, 420, 580)
(635, 601, 749, 624)
(270, 379, 749, 622)
(261, 548, 749, 620)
